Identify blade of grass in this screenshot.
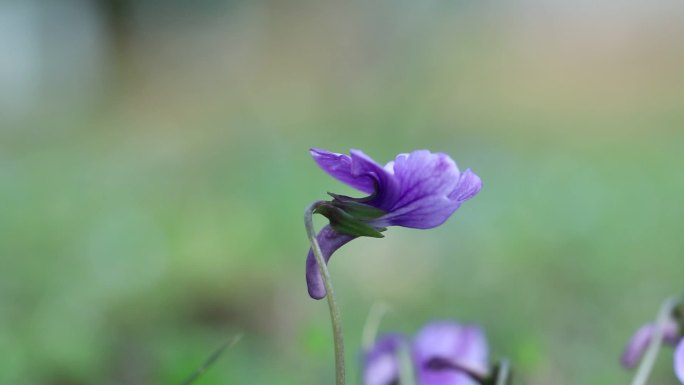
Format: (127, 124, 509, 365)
(179, 333, 243, 385)
(361, 302, 391, 351)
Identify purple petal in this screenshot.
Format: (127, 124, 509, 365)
(413, 321, 489, 385)
(349, 149, 401, 210)
(621, 320, 681, 368)
(310, 149, 376, 194)
(305, 225, 355, 299)
(363, 334, 406, 385)
(450, 169, 483, 202)
(675, 340, 684, 384)
(622, 324, 655, 368)
(380, 151, 479, 229)
(310, 149, 399, 207)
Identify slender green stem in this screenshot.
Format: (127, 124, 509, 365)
(630, 297, 679, 385)
(495, 359, 511, 385)
(305, 202, 346, 385)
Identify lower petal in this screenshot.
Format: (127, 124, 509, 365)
(675, 340, 684, 384)
(417, 371, 479, 385)
(305, 225, 355, 299)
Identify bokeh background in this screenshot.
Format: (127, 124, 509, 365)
(2, 1, 684, 384)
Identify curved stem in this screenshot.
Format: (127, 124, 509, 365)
(630, 297, 679, 385)
(305, 202, 346, 385)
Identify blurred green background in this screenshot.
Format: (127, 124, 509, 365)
(1, 1, 684, 384)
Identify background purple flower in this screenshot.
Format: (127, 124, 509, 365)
(363, 321, 489, 385)
(363, 334, 406, 385)
(413, 322, 489, 385)
(622, 318, 684, 384)
(307, 149, 482, 299)
(621, 320, 681, 368)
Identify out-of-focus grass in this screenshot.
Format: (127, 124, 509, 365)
(1, 2, 684, 385)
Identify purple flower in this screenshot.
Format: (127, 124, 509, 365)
(306, 149, 482, 299)
(363, 321, 489, 385)
(364, 334, 406, 385)
(622, 318, 684, 384)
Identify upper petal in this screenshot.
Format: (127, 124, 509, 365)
(675, 340, 684, 384)
(348, 149, 401, 210)
(412, 321, 489, 385)
(310, 149, 400, 209)
(305, 225, 355, 299)
(310, 148, 376, 194)
(363, 334, 406, 385)
(379, 151, 480, 229)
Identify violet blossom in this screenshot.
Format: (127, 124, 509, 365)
(306, 149, 482, 299)
(363, 321, 489, 385)
(622, 316, 684, 384)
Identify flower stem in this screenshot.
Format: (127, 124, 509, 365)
(630, 297, 679, 385)
(495, 359, 511, 385)
(305, 202, 346, 385)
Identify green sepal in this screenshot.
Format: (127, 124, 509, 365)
(675, 301, 684, 335)
(327, 197, 386, 221)
(327, 192, 374, 204)
(314, 203, 386, 238)
(327, 181, 378, 204)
